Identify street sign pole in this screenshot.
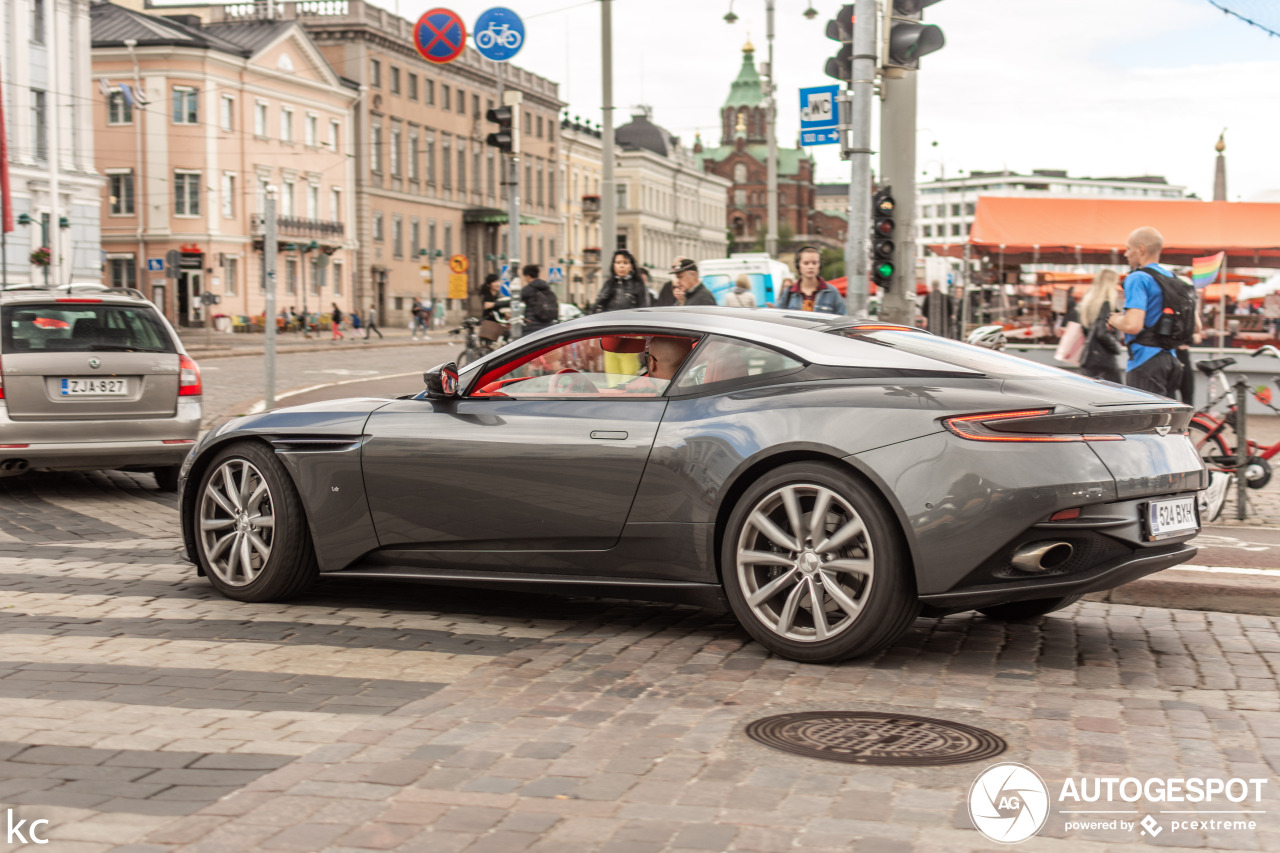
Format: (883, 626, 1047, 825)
(878, 71, 917, 325)
(264, 188, 278, 409)
(845, 0, 877, 319)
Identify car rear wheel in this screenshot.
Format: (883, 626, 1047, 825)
(722, 462, 918, 663)
(978, 594, 1082, 621)
(153, 466, 180, 492)
(194, 441, 316, 602)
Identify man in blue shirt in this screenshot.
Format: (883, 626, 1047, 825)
(1106, 226, 1182, 397)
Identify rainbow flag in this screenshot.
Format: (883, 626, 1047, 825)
(1192, 251, 1225, 289)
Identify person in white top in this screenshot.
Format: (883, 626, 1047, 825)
(723, 274, 757, 308)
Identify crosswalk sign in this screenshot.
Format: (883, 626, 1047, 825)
(548, 266, 563, 284)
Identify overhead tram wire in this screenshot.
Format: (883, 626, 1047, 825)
(1207, 0, 1280, 38)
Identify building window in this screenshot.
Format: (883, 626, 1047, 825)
(410, 218, 420, 256)
(618, 183, 628, 210)
(472, 148, 481, 197)
(174, 171, 201, 216)
(441, 136, 452, 188)
(524, 111, 531, 134)
(442, 85, 451, 111)
(257, 175, 269, 213)
(390, 127, 401, 176)
(548, 169, 555, 211)
(408, 74, 418, 100)
(457, 145, 466, 193)
(428, 222, 437, 254)
(32, 0, 46, 44)
(472, 93, 480, 117)
(222, 173, 235, 218)
(108, 91, 132, 125)
(305, 113, 318, 146)
(332, 261, 343, 295)
(390, 66, 400, 94)
(922, 225, 933, 238)
(286, 258, 298, 294)
(408, 131, 419, 180)
(219, 95, 234, 131)
(331, 187, 342, 222)
(965, 202, 976, 215)
(444, 224, 453, 258)
(370, 59, 381, 87)
(255, 101, 268, 136)
(456, 88, 465, 114)
(281, 106, 294, 142)
(950, 203, 961, 217)
(392, 214, 403, 258)
(108, 258, 136, 289)
(108, 172, 134, 215)
(425, 79, 435, 105)
(373, 211, 384, 242)
(172, 87, 198, 124)
(371, 124, 383, 174)
(280, 180, 294, 215)
(425, 134, 436, 186)
(951, 223, 961, 237)
(31, 89, 47, 160)
(537, 165, 544, 208)
(536, 115, 543, 138)
(306, 184, 319, 219)
(525, 164, 532, 207)
(224, 257, 238, 295)
(487, 152, 495, 199)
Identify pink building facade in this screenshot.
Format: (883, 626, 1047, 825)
(91, 3, 357, 326)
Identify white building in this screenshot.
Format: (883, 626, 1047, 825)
(2, 0, 103, 286)
(559, 115, 603, 307)
(613, 109, 730, 282)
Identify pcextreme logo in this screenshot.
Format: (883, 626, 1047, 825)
(967, 764, 1269, 844)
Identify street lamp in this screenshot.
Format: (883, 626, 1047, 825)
(724, 2, 818, 258)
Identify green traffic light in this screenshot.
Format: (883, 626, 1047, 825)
(876, 262, 895, 279)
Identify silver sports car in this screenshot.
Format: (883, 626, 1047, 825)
(180, 309, 1204, 663)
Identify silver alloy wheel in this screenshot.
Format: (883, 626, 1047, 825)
(198, 458, 275, 587)
(735, 483, 874, 643)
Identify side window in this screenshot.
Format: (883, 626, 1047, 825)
(671, 336, 803, 393)
(469, 334, 699, 398)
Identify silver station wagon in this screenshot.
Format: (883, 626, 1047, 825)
(0, 285, 202, 490)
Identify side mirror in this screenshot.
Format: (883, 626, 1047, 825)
(423, 362, 461, 399)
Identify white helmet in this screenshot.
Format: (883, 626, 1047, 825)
(966, 325, 1007, 350)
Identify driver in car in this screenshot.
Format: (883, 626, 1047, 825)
(625, 336, 694, 393)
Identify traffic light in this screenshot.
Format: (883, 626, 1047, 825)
(882, 0, 945, 75)
(824, 4, 854, 83)
(485, 105, 517, 154)
(872, 187, 896, 289)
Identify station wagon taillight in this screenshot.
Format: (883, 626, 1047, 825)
(178, 354, 202, 397)
(0, 356, 4, 399)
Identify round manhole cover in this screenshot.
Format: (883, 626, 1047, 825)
(745, 711, 1006, 766)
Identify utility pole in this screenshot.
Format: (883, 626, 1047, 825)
(125, 40, 146, 297)
(765, 0, 778, 258)
(843, 0, 877, 319)
(48, 3, 62, 287)
(263, 188, 278, 409)
(877, 72, 916, 325)
(600, 0, 616, 267)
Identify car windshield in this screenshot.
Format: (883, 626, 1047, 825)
(2, 303, 175, 353)
(829, 328, 1081, 380)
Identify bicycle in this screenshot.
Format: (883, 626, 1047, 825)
(1188, 344, 1280, 489)
(475, 22, 522, 51)
(451, 317, 509, 367)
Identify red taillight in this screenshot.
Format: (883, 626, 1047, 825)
(943, 409, 1123, 443)
(178, 354, 202, 396)
(1049, 508, 1082, 521)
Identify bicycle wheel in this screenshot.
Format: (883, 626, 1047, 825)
(476, 29, 495, 49)
(1189, 418, 1232, 468)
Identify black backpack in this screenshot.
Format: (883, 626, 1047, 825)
(526, 285, 558, 324)
(1131, 267, 1196, 350)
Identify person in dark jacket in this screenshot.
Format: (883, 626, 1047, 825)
(777, 246, 846, 314)
(671, 257, 716, 306)
(519, 263, 558, 337)
(592, 249, 649, 313)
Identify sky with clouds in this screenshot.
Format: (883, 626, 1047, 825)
(380, 0, 1279, 201)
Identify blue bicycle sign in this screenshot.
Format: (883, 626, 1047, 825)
(473, 7, 525, 61)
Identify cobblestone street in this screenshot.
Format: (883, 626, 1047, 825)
(0, 456, 1276, 851)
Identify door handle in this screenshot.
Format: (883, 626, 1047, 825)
(590, 430, 628, 440)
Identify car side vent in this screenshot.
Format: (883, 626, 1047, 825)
(270, 437, 364, 453)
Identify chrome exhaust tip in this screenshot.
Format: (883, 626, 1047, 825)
(1011, 541, 1074, 573)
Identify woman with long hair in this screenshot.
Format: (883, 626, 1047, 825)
(592, 249, 649, 313)
(1077, 269, 1124, 383)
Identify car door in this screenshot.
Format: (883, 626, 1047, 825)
(360, 332, 688, 553)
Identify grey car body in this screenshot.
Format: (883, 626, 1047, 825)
(1, 285, 201, 487)
(180, 309, 1203, 659)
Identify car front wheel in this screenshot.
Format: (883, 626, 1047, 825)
(194, 441, 316, 602)
(722, 462, 918, 663)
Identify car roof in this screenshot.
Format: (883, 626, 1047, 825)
(0, 285, 155, 306)
(542, 308, 982, 374)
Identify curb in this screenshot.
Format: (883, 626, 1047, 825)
(183, 338, 452, 361)
(1087, 566, 1280, 617)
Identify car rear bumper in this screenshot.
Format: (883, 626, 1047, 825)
(918, 542, 1197, 611)
(0, 398, 200, 471)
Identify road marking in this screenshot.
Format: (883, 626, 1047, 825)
(1174, 564, 1279, 577)
(245, 371, 421, 415)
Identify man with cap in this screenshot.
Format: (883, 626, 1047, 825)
(670, 257, 716, 306)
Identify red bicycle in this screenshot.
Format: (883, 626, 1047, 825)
(1189, 345, 1280, 489)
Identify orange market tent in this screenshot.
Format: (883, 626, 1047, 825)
(825, 277, 928, 297)
(929, 197, 1280, 268)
